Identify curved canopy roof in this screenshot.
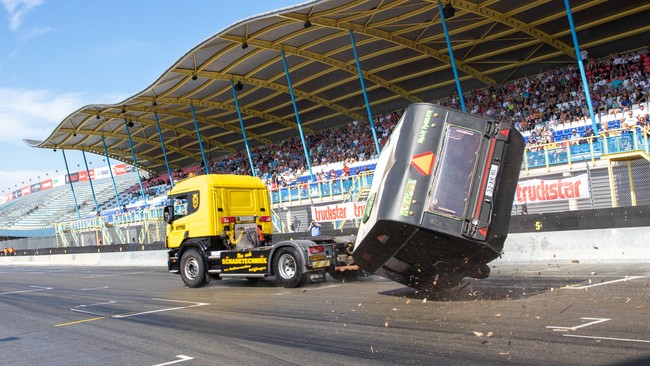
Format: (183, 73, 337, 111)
(26, 0, 650, 174)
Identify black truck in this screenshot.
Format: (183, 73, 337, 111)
(351, 103, 524, 292)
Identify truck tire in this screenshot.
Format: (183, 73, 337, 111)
(180, 249, 207, 288)
(274, 247, 308, 288)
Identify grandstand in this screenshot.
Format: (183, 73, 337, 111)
(1, 0, 649, 249)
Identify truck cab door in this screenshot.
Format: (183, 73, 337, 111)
(167, 194, 191, 248)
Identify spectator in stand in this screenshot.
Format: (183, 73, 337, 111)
(636, 104, 648, 125)
(581, 127, 595, 144)
(570, 129, 581, 145)
(622, 110, 639, 129)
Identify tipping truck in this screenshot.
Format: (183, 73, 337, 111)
(166, 103, 524, 291)
(351, 103, 523, 292)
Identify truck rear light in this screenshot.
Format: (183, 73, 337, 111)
(259, 216, 271, 222)
(220, 217, 235, 224)
(309, 245, 324, 254)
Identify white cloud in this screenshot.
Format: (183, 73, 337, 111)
(9, 25, 54, 57)
(1, 0, 45, 31)
(0, 87, 86, 142)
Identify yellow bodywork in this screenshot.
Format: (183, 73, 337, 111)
(165, 174, 272, 249)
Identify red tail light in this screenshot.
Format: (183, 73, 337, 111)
(309, 245, 324, 254)
(220, 217, 235, 224)
(259, 216, 271, 222)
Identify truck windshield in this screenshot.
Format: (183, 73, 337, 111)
(426, 125, 481, 219)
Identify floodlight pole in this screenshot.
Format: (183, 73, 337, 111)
(564, 0, 598, 133)
(153, 111, 174, 188)
(81, 150, 98, 211)
(349, 30, 381, 156)
(61, 149, 81, 220)
(124, 119, 147, 206)
(438, 1, 466, 112)
(230, 80, 257, 177)
(101, 136, 122, 209)
(189, 104, 210, 175)
(281, 50, 314, 182)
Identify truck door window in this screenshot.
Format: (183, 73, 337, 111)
(427, 125, 481, 219)
(173, 196, 189, 220)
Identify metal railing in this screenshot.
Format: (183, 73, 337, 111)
(523, 126, 650, 173)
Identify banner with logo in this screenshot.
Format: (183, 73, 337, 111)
(311, 202, 367, 223)
(514, 174, 590, 204)
(30, 183, 41, 193)
(52, 175, 66, 187)
(41, 179, 53, 190)
(114, 163, 127, 176)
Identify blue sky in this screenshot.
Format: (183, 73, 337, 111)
(0, 0, 300, 194)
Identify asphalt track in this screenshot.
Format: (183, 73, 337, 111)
(1, 262, 649, 366)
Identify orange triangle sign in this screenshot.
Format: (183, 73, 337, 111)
(500, 129, 510, 138)
(411, 152, 435, 176)
(478, 227, 488, 237)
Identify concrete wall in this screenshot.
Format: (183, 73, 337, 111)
(1, 226, 648, 267)
(0, 250, 167, 267)
(496, 226, 649, 263)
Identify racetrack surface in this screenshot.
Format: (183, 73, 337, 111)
(1, 262, 649, 366)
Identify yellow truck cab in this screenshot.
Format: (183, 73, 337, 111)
(165, 174, 334, 288)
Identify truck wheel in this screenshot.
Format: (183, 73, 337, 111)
(180, 249, 207, 288)
(274, 248, 307, 288)
(327, 267, 360, 282)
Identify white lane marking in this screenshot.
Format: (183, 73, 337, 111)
(84, 274, 116, 278)
(546, 317, 610, 332)
(522, 268, 561, 273)
(562, 276, 644, 289)
(303, 285, 340, 291)
(78, 301, 116, 308)
(112, 299, 209, 318)
(81, 286, 110, 291)
(0, 286, 53, 295)
(152, 355, 194, 366)
(563, 334, 650, 343)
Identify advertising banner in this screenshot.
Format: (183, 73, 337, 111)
(310, 202, 367, 223)
(114, 164, 127, 176)
(94, 166, 111, 180)
(21, 187, 31, 196)
(30, 183, 41, 193)
(78, 170, 89, 181)
(52, 176, 65, 188)
(514, 173, 590, 204)
(41, 179, 53, 190)
(66, 172, 79, 184)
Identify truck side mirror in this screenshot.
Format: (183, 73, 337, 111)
(164, 206, 173, 224)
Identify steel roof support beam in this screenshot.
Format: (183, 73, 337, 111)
(153, 112, 174, 188)
(230, 81, 256, 177)
(349, 30, 381, 155)
(81, 150, 98, 211)
(438, 2, 466, 112)
(564, 0, 597, 134)
(61, 149, 81, 221)
(189, 105, 210, 175)
(453, 0, 574, 58)
(101, 135, 122, 210)
(282, 50, 314, 181)
(124, 119, 147, 205)
(281, 13, 496, 86)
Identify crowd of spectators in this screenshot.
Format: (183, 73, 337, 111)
(143, 47, 650, 193)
